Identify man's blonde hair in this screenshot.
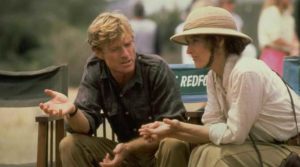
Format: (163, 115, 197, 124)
(87, 12, 133, 50)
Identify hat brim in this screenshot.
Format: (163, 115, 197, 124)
(170, 27, 252, 45)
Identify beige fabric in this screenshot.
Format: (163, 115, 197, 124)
(155, 138, 191, 167)
(59, 134, 190, 167)
(59, 134, 117, 167)
(189, 142, 300, 167)
(170, 6, 252, 46)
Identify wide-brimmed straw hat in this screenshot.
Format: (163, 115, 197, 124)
(171, 6, 252, 45)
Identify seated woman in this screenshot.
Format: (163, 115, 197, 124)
(140, 6, 300, 167)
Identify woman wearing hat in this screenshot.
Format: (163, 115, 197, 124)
(140, 6, 300, 167)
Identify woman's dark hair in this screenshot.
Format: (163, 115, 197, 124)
(205, 35, 247, 56)
(224, 36, 247, 55)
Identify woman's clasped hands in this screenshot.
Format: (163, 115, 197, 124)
(139, 118, 180, 142)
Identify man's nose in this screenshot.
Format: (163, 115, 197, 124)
(121, 47, 130, 57)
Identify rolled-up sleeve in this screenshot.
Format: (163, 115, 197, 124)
(73, 63, 103, 135)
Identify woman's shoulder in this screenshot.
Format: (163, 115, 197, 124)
(234, 57, 267, 75)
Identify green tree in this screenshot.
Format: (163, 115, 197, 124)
(0, 0, 106, 85)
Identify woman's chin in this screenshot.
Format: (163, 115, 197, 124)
(195, 63, 205, 69)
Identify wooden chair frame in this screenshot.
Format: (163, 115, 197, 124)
(0, 65, 68, 167)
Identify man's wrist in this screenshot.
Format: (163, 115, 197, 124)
(69, 105, 78, 118)
(122, 143, 131, 157)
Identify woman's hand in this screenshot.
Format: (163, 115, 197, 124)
(139, 119, 181, 142)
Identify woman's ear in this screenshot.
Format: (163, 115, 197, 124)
(217, 37, 225, 48)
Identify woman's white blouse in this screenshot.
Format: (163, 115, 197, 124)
(202, 55, 300, 145)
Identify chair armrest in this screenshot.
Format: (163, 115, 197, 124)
(186, 111, 204, 125)
(35, 115, 63, 122)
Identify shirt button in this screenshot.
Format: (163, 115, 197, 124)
(119, 94, 123, 97)
(133, 128, 137, 132)
(125, 112, 129, 115)
(148, 116, 152, 120)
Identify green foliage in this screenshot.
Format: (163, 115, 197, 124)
(0, 0, 106, 86)
(149, 8, 182, 60)
(151, 9, 181, 63)
(0, 0, 186, 85)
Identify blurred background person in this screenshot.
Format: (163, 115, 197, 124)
(217, 0, 257, 59)
(258, 0, 299, 76)
(175, 0, 215, 64)
(217, 0, 243, 31)
(130, 1, 161, 55)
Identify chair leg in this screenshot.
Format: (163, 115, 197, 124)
(50, 122, 54, 167)
(37, 122, 48, 167)
(55, 119, 65, 167)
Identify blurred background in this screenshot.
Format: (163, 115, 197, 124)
(0, 0, 269, 86)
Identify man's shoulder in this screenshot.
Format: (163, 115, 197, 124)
(137, 54, 166, 67)
(84, 55, 104, 75)
(86, 55, 101, 65)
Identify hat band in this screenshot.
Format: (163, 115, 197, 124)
(183, 15, 237, 31)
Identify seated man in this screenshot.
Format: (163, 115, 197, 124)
(39, 11, 190, 167)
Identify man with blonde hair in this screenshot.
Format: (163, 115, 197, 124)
(39, 12, 190, 167)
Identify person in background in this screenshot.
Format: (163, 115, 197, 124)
(217, 0, 257, 59)
(175, 0, 214, 64)
(140, 6, 300, 167)
(217, 0, 243, 31)
(258, 0, 299, 76)
(39, 11, 190, 167)
(130, 2, 161, 55)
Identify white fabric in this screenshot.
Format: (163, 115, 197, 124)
(232, 12, 243, 32)
(202, 55, 300, 145)
(241, 44, 257, 59)
(258, 6, 295, 49)
(130, 19, 157, 54)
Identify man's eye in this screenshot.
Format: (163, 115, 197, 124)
(124, 42, 132, 48)
(111, 47, 121, 52)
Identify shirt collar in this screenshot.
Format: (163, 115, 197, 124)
(222, 54, 240, 90)
(99, 54, 143, 86)
(212, 54, 240, 93)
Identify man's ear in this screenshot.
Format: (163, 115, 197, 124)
(92, 46, 104, 59)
